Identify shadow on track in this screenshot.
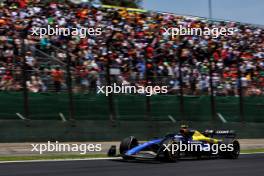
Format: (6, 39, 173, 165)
(110, 156, 219, 164)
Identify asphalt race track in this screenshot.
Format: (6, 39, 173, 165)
(0, 154, 263, 176)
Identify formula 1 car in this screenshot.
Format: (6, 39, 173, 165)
(108, 127, 240, 162)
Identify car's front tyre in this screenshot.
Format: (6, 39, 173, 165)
(119, 136, 139, 160)
(160, 138, 180, 162)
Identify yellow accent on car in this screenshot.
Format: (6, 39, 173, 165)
(192, 131, 219, 144)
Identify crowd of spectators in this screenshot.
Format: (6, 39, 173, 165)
(0, 0, 263, 96)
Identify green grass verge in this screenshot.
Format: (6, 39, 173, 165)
(0, 154, 107, 161)
(241, 148, 264, 153)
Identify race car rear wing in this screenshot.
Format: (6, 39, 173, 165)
(203, 130, 236, 138)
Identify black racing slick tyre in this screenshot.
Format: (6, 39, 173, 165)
(161, 138, 180, 162)
(119, 136, 139, 159)
(221, 140, 240, 159)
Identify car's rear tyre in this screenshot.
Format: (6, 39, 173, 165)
(119, 136, 139, 159)
(221, 140, 240, 159)
(161, 138, 180, 162)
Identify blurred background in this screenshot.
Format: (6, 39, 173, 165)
(0, 0, 263, 141)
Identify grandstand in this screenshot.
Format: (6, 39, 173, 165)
(0, 0, 263, 124)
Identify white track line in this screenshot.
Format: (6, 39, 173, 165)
(0, 157, 121, 164)
(1, 153, 264, 164)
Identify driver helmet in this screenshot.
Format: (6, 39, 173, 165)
(180, 124, 189, 135)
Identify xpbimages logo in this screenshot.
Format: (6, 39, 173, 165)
(162, 25, 235, 39)
(31, 141, 102, 154)
(97, 83, 168, 96)
(31, 25, 102, 38)
(163, 141, 234, 155)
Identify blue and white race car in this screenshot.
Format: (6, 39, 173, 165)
(109, 126, 240, 162)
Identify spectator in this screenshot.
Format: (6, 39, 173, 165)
(51, 67, 64, 92)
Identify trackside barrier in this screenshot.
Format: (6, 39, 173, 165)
(0, 92, 263, 122)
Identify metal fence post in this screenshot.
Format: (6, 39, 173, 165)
(145, 64, 151, 121)
(177, 44, 185, 122)
(21, 39, 29, 119)
(208, 56, 216, 122)
(208, 43, 217, 122)
(106, 32, 117, 124)
(179, 58, 185, 122)
(106, 57, 116, 123)
(237, 53, 245, 123)
(66, 52, 74, 121)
